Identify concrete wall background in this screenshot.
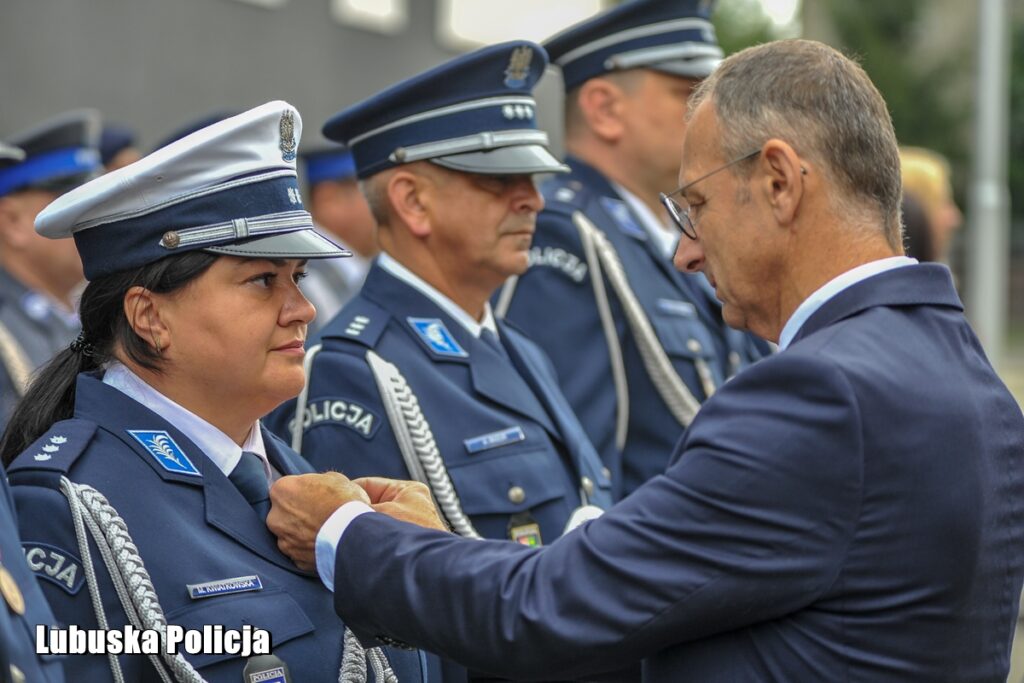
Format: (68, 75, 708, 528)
(0, 0, 569, 153)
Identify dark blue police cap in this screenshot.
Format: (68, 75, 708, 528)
(545, 0, 723, 91)
(0, 109, 102, 198)
(0, 143, 25, 165)
(301, 145, 357, 187)
(35, 101, 348, 281)
(99, 124, 137, 165)
(323, 41, 568, 179)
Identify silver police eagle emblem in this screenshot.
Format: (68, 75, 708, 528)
(279, 110, 297, 162)
(504, 45, 533, 88)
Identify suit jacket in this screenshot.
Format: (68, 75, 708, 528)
(266, 263, 612, 545)
(8, 373, 436, 682)
(498, 157, 767, 499)
(330, 264, 1024, 682)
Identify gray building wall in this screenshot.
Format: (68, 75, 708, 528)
(0, 0, 570, 153)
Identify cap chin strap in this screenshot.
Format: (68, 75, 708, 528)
(388, 130, 550, 165)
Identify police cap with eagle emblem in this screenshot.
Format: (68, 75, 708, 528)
(322, 40, 569, 178)
(545, 0, 723, 91)
(34, 101, 349, 280)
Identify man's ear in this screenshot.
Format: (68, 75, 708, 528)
(123, 286, 169, 353)
(386, 167, 433, 238)
(576, 78, 627, 143)
(758, 139, 806, 226)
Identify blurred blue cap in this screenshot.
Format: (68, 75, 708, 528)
(99, 124, 137, 165)
(545, 0, 722, 91)
(0, 109, 102, 198)
(301, 145, 357, 186)
(323, 41, 568, 179)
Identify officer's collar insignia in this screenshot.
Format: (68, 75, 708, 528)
(127, 430, 201, 477)
(504, 45, 533, 88)
(599, 197, 647, 240)
(407, 317, 468, 358)
(187, 575, 263, 600)
(279, 111, 297, 162)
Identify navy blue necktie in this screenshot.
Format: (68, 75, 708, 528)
(229, 451, 271, 521)
(480, 328, 510, 361)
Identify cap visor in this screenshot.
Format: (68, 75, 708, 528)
(650, 56, 722, 81)
(431, 145, 569, 175)
(204, 228, 351, 260)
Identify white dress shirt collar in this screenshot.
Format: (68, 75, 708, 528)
(611, 182, 679, 259)
(778, 256, 918, 351)
(102, 362, 272, 479)
(378, 252, 498, 338)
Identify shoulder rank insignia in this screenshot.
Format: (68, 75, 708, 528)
(279, 110, 297, 162)
(599, 197, 647, 240)
(407, 318, 468, 358)
(127, 430, 201, 477)
(504, 45, 533, 88)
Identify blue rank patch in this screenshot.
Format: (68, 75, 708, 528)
(127, 430, 201, 477)
(23, 543, 85, 595)
(187, 575, 263, 600)
(407, 318, 468, 358)
(464, 426, 526, 454)
(599, 197, 647, 240)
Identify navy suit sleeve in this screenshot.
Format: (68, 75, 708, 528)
(331, 353, 864, 679)
(501, 209, 621, 472)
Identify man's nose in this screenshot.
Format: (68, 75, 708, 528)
(673, 235, 705, 273)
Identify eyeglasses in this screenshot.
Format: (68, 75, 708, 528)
(659, 149, 761, 240)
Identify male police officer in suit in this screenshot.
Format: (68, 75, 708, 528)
(0, 112, 101, 429)
(299, 146, 379, 334)
(265, 41, 612, 548)
(495, 0, 768, 500)
(266, 40, 1024, 682)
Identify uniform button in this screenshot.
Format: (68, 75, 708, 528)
(601, 467, 612, 481)
(160, 230, 181, 248)
(508, 486, 526, 504)
(581, 476, 595, 496)
(687, 338, 703, 354)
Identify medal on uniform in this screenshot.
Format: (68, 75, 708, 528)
(0, 564, 25, 615)
(508, 512, 542, 547)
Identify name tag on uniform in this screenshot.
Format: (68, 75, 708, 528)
(464, 426, 525, 454)
(656, 298, 697, 318)
(187, 575, 263, 600)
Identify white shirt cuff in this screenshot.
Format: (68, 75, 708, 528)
(315, 501, 375, 591)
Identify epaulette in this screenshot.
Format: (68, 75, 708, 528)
(318, 297, 390, 349)
(541, 177, 590, 216)
(8, 419, 98, 484)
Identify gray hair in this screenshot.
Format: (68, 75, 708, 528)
(689, 40, 903, 249)
(358, 173, 391, 227)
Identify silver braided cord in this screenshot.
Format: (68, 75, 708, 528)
(366, 350, 482, 539)
(493, 274, 518, 319)
(576, 213, 631, 451)
(339, 629, 368, 682)
(339, 628, 398, 683)
(59, 478, 207, 683)
(572, 212, 704, 427)
(291, 342, 324, 453)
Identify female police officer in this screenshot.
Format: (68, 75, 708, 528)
(0, 102, 438, 682)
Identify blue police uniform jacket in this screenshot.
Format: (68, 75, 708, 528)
(324, 264, 1024, 682)
(7, 372, 437, 682)
(266, 263, 612, 545)
(498, 157, 767, 499)
(0, 473, 64, 682)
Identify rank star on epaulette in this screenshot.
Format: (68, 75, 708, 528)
(504, 46, 533, 88)
(279, 111, 297, 162)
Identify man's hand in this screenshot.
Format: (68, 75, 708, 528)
(268, 472, 371, 570)
(355, 477, 449, 532)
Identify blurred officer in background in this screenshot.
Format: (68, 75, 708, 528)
(266, 41, 612, 550)
(1, 102, 439, 682)
(299, 145, 379, 333)
(0, 110, 101, 428)
(899, 146, 962, 262)
(99, 123, 142, 172)
(495, 0, 768, 501)
(0, 140, 66, 683)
